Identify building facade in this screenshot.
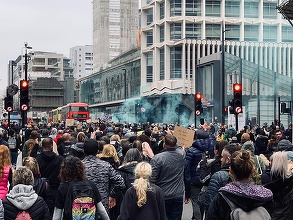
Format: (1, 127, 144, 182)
(69, 45, 93, 80)
(93, 0, 139, 70)
(139, 0, 293, 125)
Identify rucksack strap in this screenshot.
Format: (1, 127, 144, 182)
(219, 192, 237, 211)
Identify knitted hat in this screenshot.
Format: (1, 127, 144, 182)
(242, 141, 255, 154)
(277, 139, 293, 151)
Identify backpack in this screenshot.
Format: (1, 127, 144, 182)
(8, 136, 17, 150)
(64, 180, 97, 220)
(219, 192, 271, 220)
(15, 211, 32, 220)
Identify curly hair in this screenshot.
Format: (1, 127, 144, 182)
(0, 145, 11, 178)
(77, 132, 87, 142)
(13, 166, 34, 186)
(133, 162, 152, 207)
(59, 156, 86, 182)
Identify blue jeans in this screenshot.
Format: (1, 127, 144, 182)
(10, 151, 18, 167)
(165, 196, 183, 220)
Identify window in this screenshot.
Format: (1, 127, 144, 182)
(244, 25, 259, 41)
(244, 2, 259, 18)
(170, 23, 182, 40)
(225, 1, 240, 17)
(186, 0, 201, 16)
(263, 2, 277, 19)
(160, 3, 164, 19)
(160, 49, 165, 80)
(146, 9, 153, 25)
(282, 26, 293, 42)
(206, 1, 220, 17)
(263, 26, 277, 42)
(146, 31, 153, 47)
(160, 25, 164, 42)
(185, 23, 201, 39)
(170, 47, 182, 79)
(225, 25, 240, 41)
(146, 53, 153, 82)
(170, 0, 182, 16)
(205, 24, 221, 40)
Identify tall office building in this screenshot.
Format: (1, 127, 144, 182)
(93, 0, 139, 71)
(70, 45, 93, 80)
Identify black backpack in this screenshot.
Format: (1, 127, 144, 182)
(64, 180, 97, 220)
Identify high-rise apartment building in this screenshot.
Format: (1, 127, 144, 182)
(93, 0, 139, 71)
(69, 45, 93, 80)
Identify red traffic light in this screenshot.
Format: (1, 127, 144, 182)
(20, 80, 29, 89)
(233, 83, 242, 92)
(195, 92, 202, 100)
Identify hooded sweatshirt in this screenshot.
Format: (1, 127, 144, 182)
(3, 184, 51, 220)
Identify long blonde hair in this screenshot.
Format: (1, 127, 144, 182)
(0, 145, 11, 178)
(97, 144, 120, 163)
(133, 162, 152, 207)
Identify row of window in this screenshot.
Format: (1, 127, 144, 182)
(145, 24, 293, 46)
(149, 0, 278, 24)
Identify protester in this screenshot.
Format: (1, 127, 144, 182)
(206, 149, 273, 219)
(0, 145, 13, 199)
(53, 156, 109, 220)
(22, 156, 49, 200)
(36, 137, 64, 216)
(22, 130, 39, 158)
(118, 162, 167, 220)
(2, 166, 51, 219)
(263, 151, 293, 220)
(82, 139, 125, 213)
(150, 134, 185, 220)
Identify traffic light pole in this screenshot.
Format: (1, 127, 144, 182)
(22, 45, 28, 129)
(235, 114, 239, 132)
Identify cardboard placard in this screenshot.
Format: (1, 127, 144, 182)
(65, 119, 75, 127)
(173, 126, 195, 149)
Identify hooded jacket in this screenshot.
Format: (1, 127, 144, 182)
(264, 175, 293, 220)
(36, 151, 63, 189)
(206, 181, 273, 220)
(2, 184, 51, 220)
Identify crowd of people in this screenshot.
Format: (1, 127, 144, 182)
(0, 119, 291, 220)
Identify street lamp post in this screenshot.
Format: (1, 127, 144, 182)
(221, 24, 230, 125)
(122, 68, 127, 102)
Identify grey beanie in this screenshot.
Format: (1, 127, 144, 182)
(242, 141, 255, 154)
(277, 139, 293, 151)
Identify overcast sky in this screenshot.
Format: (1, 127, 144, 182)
(0, 0, 93, 93)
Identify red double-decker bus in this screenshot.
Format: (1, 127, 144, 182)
(48, 103, 90, 122)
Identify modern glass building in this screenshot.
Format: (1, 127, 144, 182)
(140, 0, 293, 126)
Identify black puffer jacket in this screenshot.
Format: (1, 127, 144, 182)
(3, 184, 51, 220)
(118, 162, 137, 192)
(264, 176, 293, 220)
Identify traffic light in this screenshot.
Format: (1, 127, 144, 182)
(4, 95, 13, 112)
(281, 102, 287, 114)
(229, 99, 235, 114)
(223, 106, 228, 115)
(20, 80, 29, 111)
(233, 83, 242, 114)
(195, 92, 203, 116)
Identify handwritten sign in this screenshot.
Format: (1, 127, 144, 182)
(174, 126, 195, 149)
(65, 119, 75, 127)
